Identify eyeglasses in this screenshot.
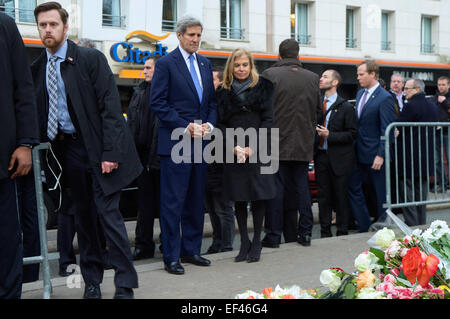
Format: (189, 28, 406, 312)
(404, 87, 417, 91)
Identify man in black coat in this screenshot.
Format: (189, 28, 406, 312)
(127, 56, 161, 260)
(31, 2, 142, 299)
(0, 12, 40, 299)
(396, 79, 438, 226)
(432, 76, 450, 192)
(315, 70, 358, 237)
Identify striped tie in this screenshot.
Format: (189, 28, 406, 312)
(47, 55, 59, 141)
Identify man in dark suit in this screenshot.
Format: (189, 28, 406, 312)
(0, 12, 40, 299)
(396, 79, 438, 225)
(347, 60, 397, 232)
(31, 2, 141, 299)
(315, 70, 357, 237)
(261, 39, 321, 247)
(150, 15, 217, 275)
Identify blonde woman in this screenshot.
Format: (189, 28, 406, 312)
(215, 48, 276, 263)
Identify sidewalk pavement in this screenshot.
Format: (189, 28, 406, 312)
(22, 205, 450, 299)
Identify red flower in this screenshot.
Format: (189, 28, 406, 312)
(402, 247, 440, 287)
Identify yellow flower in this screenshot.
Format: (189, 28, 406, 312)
(357, 269, 376, 291)
(439, 285, 450, 292)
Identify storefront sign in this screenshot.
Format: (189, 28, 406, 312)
(392, 70, 435, 82)
(110, 42, 168, 64)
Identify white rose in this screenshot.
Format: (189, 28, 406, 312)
(320, 269, 341, 293)
(357, 288, 386, 299)
(423, 228, 438, 242)
(430, 220, 450, 239)
(375, 228, 396, 248)
(385, 240, 401, 259)
(354, 252, 379, 272)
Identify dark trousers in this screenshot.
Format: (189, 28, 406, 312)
(60, 136, 138, 288)
(400, 178, 428, 226)
(0, 178, 22, 299)
(205, 190, 235, 251)
(314, 150, 350, 236)
(264, 161, 313, 244)
(159, 156, 207, 263)
(348, 162, 386, 232)
(16, 173, 40, 283)
(134, 168, 160, 253)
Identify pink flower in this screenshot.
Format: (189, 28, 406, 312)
(384, 274, 397, 284)
(400, 248, 408, 257)
(396, 287, 413, 299)
(390, 268, 400, 276)
(376, 282, 395, 294)
(431, 288, 445, 297)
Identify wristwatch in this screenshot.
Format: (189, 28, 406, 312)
(20, 143, 34, 149)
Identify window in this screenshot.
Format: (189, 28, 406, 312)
(102, 0, 124, 28)
(162, 0, 177, 32)
(0, 0, 36, 23)
(346, 8, 357, 48)
(221, 0, 244, 40)
(421, 16, 434, 53)
(381, 12, 391, 51)
(290, 2, 311, 45)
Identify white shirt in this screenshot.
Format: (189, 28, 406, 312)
(178, 46, 213, 132)
(178, 46, 203, 89)
(358, 82, 380, 117)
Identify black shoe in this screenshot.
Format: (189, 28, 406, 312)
(59, 268, 75, 277)
(235, 240, 251, 262)
(133, 247, 154, 261)
(297, 235, 312, 247)
(320, 232, 332, 239)
(261, 240, 280, 248)
(83, 284, 101, 299)
(336, 231, 348, 237)
(164, 261, 185, 275)
(180, 255, 211, 266)
(114, 287, 134, 299)
(206, 246, 220, 255)
(247, 241, 262, 263)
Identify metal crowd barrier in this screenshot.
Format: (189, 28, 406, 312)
(383, 122, 450, 212)
(22, 143, 60, 299)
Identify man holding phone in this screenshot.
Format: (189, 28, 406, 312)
(315, 70, 357, 238)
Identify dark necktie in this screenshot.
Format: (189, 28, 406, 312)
(47, 55, 59, 140)
(319, 99, 329, 148)
(358, 90, 369, 118)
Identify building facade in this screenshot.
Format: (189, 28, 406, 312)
(6, 0, 450, 101)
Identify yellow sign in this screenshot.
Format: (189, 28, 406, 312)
(119, 69, 145, 79)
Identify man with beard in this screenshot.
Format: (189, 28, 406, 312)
(315, 70, 357, 237)
(31, 2, 141, 299)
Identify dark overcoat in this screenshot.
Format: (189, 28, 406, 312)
(262, 58, 321, 162)
(216, 77, 277, 202)
(314, 96, 358, 176)
(0, 13, 39, 179)
(30, 39, 142, 196)
(396, 93, 438, 178)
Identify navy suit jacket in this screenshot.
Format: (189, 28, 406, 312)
(355, 85, 396, 165)
(150, 47, 217, 156)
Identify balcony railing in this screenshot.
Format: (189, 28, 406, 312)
(0, 6, 35, 23)
(162, 19, 177, 32)
(421, 43, 435, 54)
(346, 38, 357, 48)
(220, 26, 245, 40)
(291, 33, 311, 45)
(102, 14, 126, 28)
(381, 41, 391, 51)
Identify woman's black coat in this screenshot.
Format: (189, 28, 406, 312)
(215, 76, 277, 202)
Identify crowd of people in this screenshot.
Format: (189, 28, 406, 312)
(1, 1, 449, 300)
